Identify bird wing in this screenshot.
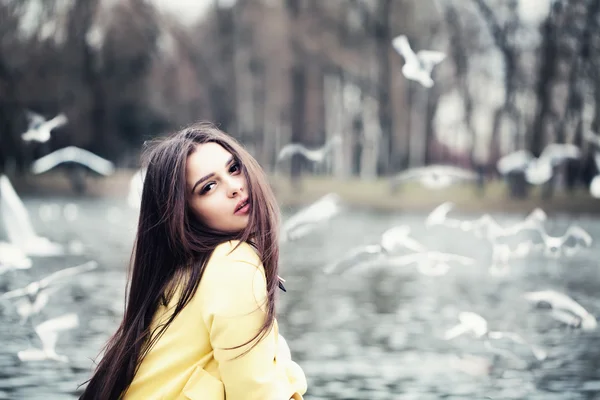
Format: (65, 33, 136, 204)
(523, 290, 591, 319)
(391, 166, 430, 183)
(380, 225, 427, 253)
(31, 146, 115, 175)
(21, 129, 44, 142)
(43, 113, 68, 131)
(35, 313, 79, 352)
(443, 323, 471, 340)
(282, 194, 341, 233)
(18, 348, 47, 361)
(277, 144, 305, 161)
(503, 211, 546, 237)
(25, 110, 46, 128)
(70, 147, 115, 175)
(416, 50, 446, 72)
(278, 143, 325, 163)
(384, 252, 424, 267)
(524, 208, 547, 224)
(433, 252, 475, 265)
(38, 261, 98, 288)
(549, 309, 581, 327)
(564, 225, 592, 247)
(324, 245, 383, 274)
(493, 223, 545, 250)
(128, 168, 146, 208)
(594, 152, 600, 170)
(488, 331, 547, 360)
(301, 148, 328, 163)
(496, 150, 534, 174)
(282, 220, 321, 242)
(433, 165, 477, 180)
(31, 147, 78, 174)
(0, 285, 31, 299)
(0, 175, 41, 244)
(425, 202, 455, 226)
(399, 237, 428, 253)
(458, 311, 488, 334)
(391, 35, 419, 65)
(540, 143, 581, 165)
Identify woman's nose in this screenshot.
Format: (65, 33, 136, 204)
(226, 176, 244, 197)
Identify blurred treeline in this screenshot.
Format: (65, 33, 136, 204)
(1, 0, 600, 184)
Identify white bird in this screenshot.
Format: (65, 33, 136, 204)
(381, 250, 475, 277)
(0, 175, 64, 256)
(524, 290, 597, 331)
(18, 313, 79, 362)
(31, 146, 115, 176)
(391, 35, 446, 88)
(522, 225, 592, 258)
(324, 225, 426, 274)
(1, 260, 98, 304)
(21, 111, 68, 143)
(589, 153, 600, 198)
(281, 193, 342, 243)
(0, 241, 32, 272)
(444, 312, 489, 340)
(444, 311, 547, 362)
(390, 165, 478, 190)
(425, 202, 495, 232)
(426, 202, 547, 242)
(12, 285, 61, 324)
(277, 135, 342, 164)
(128, 168, 146, 209)
(2, 261, 95, 324)
(497, 150, 533, 175)
(496, 144, 581, 185)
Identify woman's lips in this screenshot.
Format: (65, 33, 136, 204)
(234, 201, 250, 215)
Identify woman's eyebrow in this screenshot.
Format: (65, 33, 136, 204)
(191, 156, 234, 193)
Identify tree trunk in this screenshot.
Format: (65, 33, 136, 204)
(375, 0, 393, 174)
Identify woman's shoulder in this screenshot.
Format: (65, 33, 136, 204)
(200, 240, 268, 315)
(204, 240, 264, 283)
(211, 240, 261, 265)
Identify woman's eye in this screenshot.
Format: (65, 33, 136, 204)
(229, 162, 241, 174)
(200, 182, 215, 194)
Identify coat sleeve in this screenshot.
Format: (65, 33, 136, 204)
(201, 242, 307, 400)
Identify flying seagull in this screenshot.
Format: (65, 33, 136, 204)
(496, 144, 581, 185)
(18, 313, 79, 362)
(277, 135, 342, 165)
(31, 146, 115, 176)
(391, 35, 446, 88)
(390, 165, 478, 191)
(21, 110, 68, 143)
(524, 290, 597, 331)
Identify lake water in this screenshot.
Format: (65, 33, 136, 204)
(1, 196, 599, 399)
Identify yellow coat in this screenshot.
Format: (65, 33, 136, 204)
(123, 240, 307, 400)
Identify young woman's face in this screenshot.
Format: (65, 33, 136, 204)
(186, 142, 250, 232)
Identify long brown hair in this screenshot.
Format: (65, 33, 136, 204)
(79, 122, 281, 399)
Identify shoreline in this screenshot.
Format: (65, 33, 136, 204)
(8, 170, 600, 215)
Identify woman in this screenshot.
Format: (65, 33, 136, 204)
(80, 122, 307, 399)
